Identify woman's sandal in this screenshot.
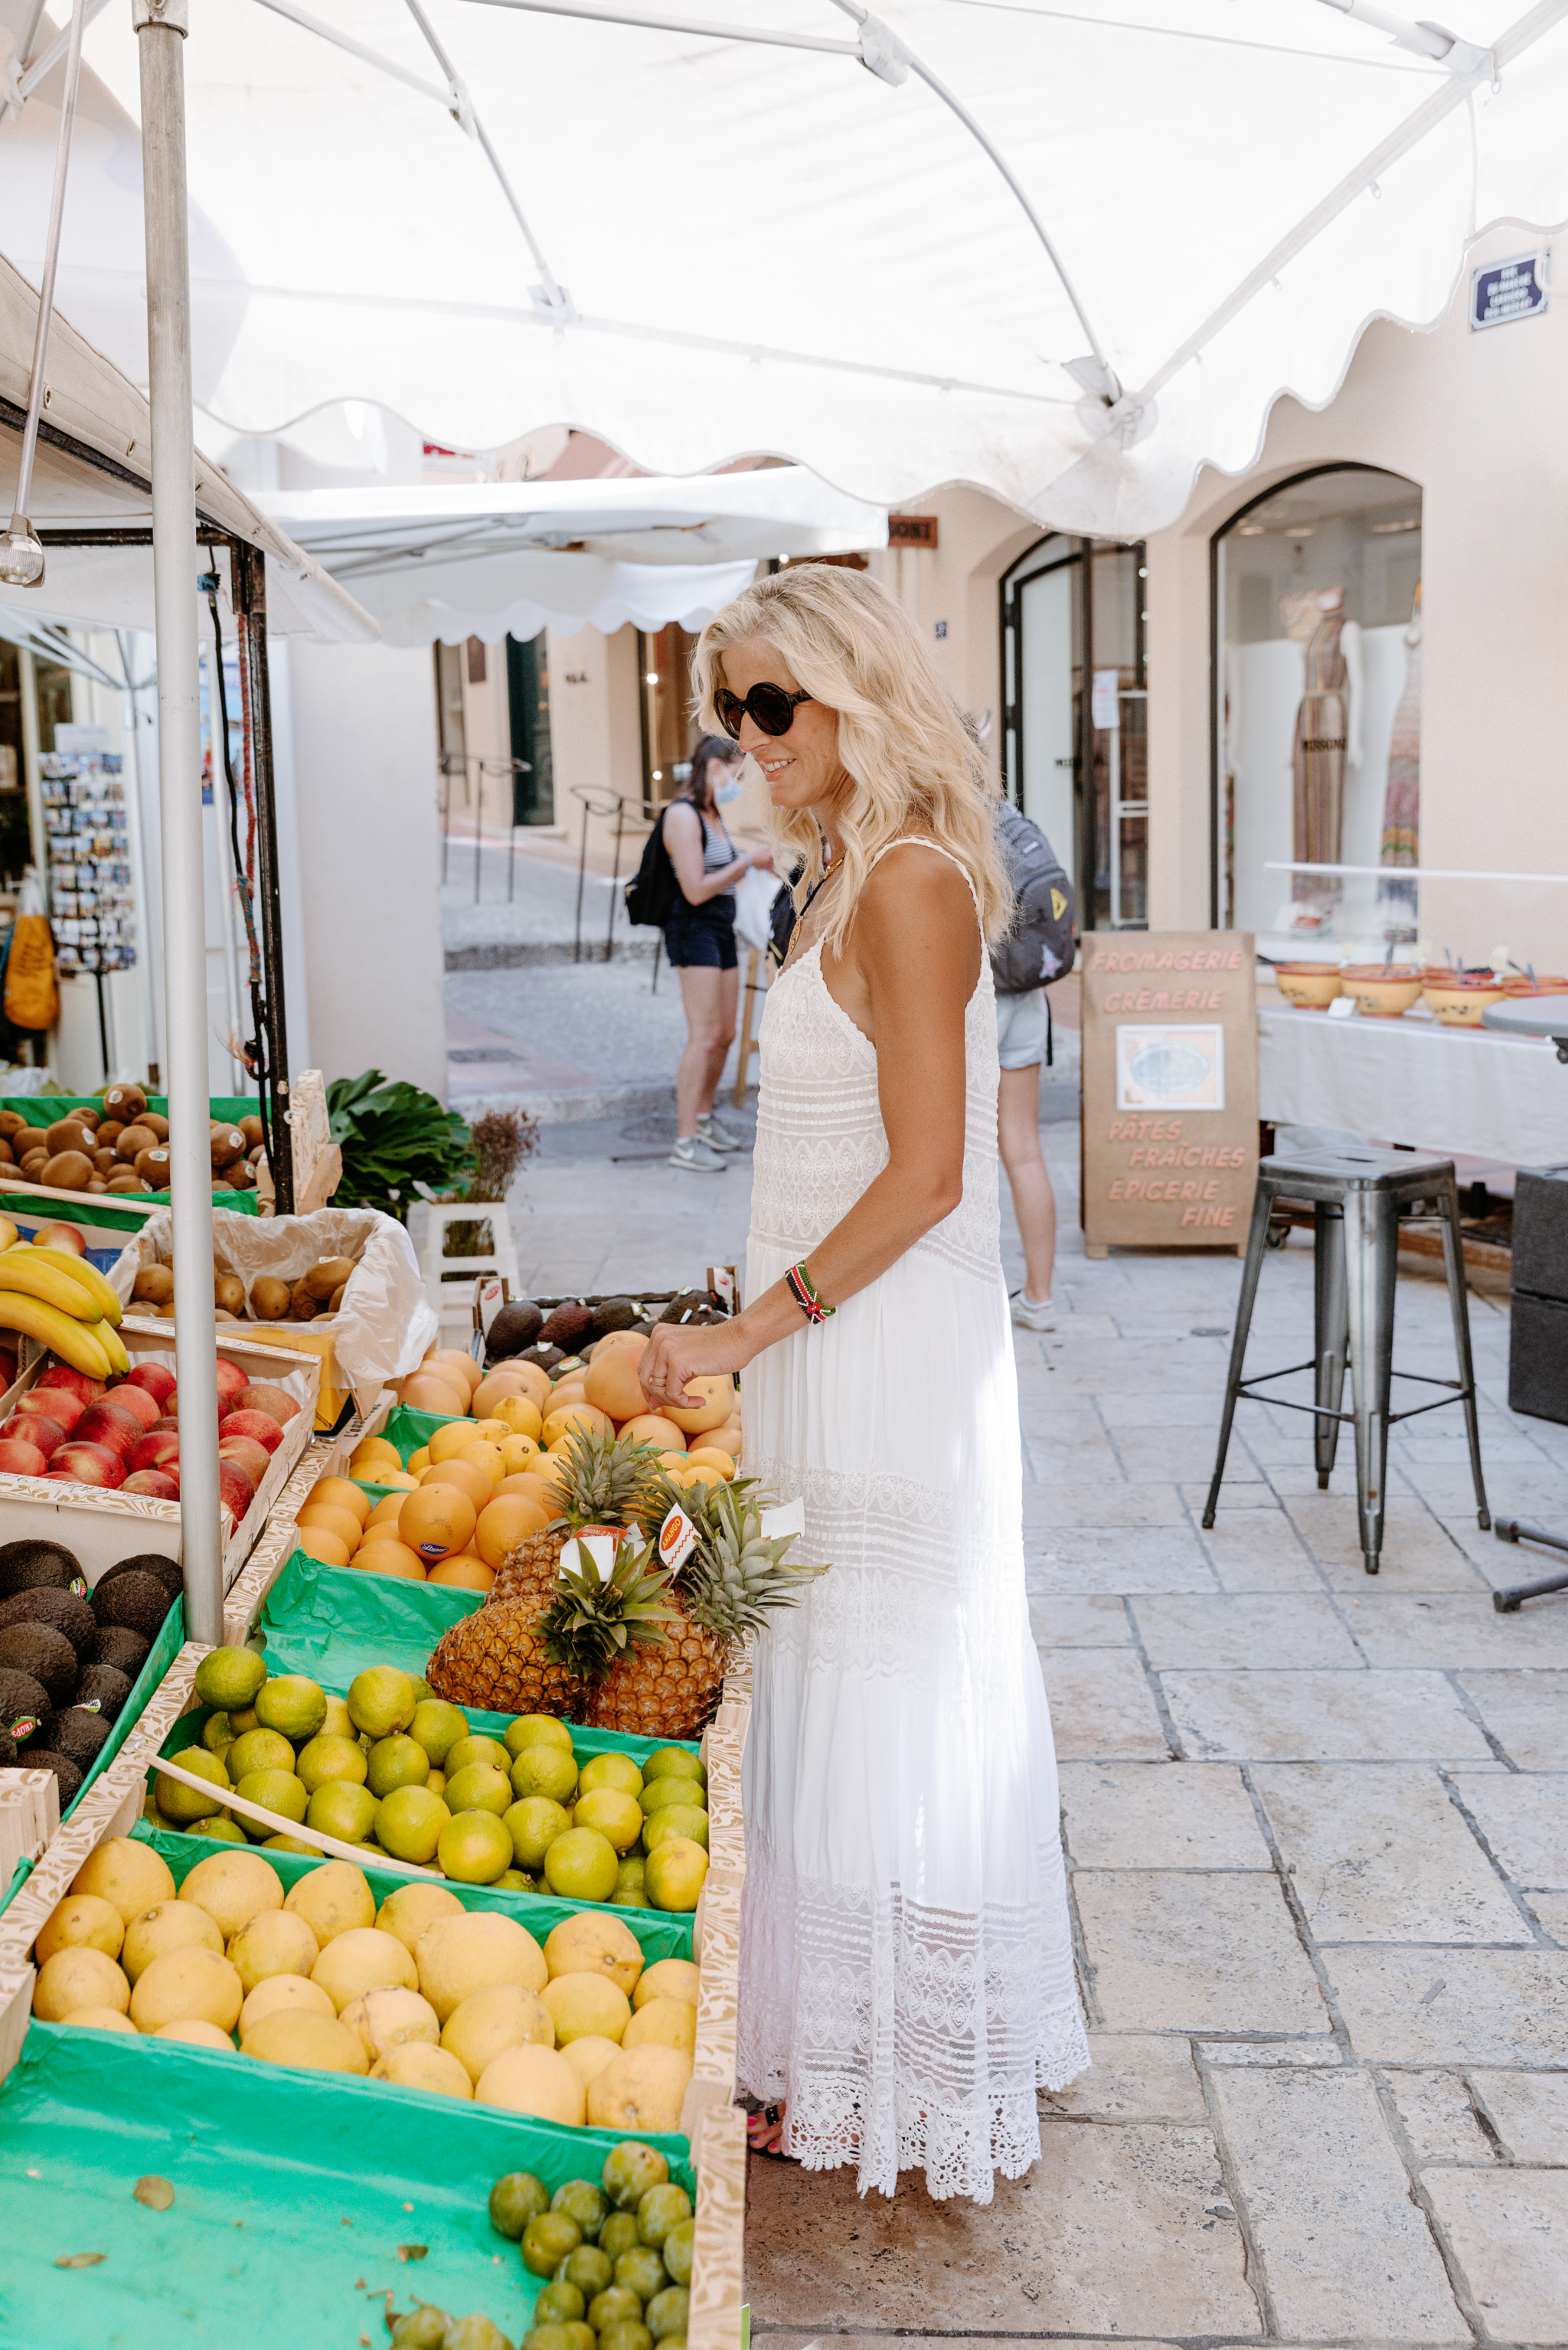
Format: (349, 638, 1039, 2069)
(744, 2101, 790, 2159)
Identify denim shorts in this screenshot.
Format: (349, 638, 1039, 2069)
(996, 986, 1049, 1070)
(665, 897, 737, 970)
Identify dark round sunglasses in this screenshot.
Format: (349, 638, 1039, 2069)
(714, 682, 813, 740)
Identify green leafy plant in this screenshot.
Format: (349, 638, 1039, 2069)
(326, 1069, 474, 1222)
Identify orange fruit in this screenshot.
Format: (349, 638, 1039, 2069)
(427, 1350, 483, 1397)
(702, 1426, 741, 1461)
(430, 1420, 483, 1464)
(296, 1524, 351, 1569)
(457, 1440, 506, 1486)
(399, 1485, 477, 1564)
(584, 1350, 648, 1424)
(475, 1491, 555, 1566)
(352, 1541, 427, 1581)
(621, 1414, 685, 1453)
(350, 1436, 401, 1475)
(365, 1493, 408, 1532)
(495, 1471, 548, 1500)
(492, 1394, 543, 1443)
(401, 1374, 468, 1417)
(472, 1370, 534, 1418)
(521, 1453, 570, 1499)
(664, 1374, 736, 1436)
(498, 1433, 541, 1476)
(543, 1404, 612, 1450)
(428, 1557, 495, 1591)
(298, 1503, 364, 1554)
(309, 1476, 372, 1525)
(418, 1458, 494, 1513)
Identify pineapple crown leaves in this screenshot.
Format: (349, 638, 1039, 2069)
(648, 1469, 830, 1642)
(540, 1534, 680, 1682)
(546, 1424, 666, 1535)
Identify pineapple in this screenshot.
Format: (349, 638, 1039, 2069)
(425, 1601, 583, 1720)
(488, 1425, 662, 1611)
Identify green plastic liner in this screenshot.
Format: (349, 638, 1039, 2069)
(2, 1094, 263, 1216)
(0, 2019, 691, 2350)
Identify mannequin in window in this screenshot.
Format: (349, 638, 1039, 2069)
(1282, 587, 1362, 912)
(1378, 585, 1421, 917)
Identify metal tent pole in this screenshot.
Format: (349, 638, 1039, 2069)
(136, 0, 222, 1645)
(230, 541, 294, 1211)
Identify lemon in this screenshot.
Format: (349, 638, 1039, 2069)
(579, 1752, 644, 1800)
(623, 1997, 695, 2056)
(155, 1747, 230, 1825)
(643, 1805, 709, 1853)
(409, 1699, 469, 1767)
(225, 1727, 295, 1783)
(444, 1763, 511, 1817)
(235, 1768, 307, 1836)
(504, 1714, 573, 1760)
(194, 1646, 268, 1712)
(612, 1888, 652, 1910)
(263, 1835, 317, 1855)
(633, 1957, 698, 2011)
(376, 1881, 464, 1956)
(320, 1695, 357, 1740)
(307, 1780, 378, 1843)
(227, 1706, 260, 1736)
(573, 1789, 643, 1855)
(616, 1856, 646, 1894)
(544, 1911, 644, 1998)
(254, 1675, 327, 1742)
(201, 1712, 233, 1757)
(509, 1744, 578, 1807)
(437, 1809, 514, 1884)
(642, 1748, 705, 1791)
(541, 1970, 632, 2046)
(640, 1777, 706, 1819)
(368, 1734, 433, 1798)
(644, 1836, 707, 1912)
(543, 1826, 619, 1904)
(295, 1733, 369, 1794)
(347, 1665, 417, 1739)
(445, 1734, 511, 1777)
(376, 1785, 452, 1863)
(504, 1795, 571, 1872)
(228, 1910, 320, 1995)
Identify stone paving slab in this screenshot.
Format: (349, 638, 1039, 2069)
(1423, 2170, 1568, 2342)
(1060, 1762, 1272, 1870)
(1252, 1763, 1531, 1943)
(1456, 1669, 1568, 1767)
(1447, 1771, 1568, 1886)
(1325, 1947, 1568, 2064)
(1353, 1595, 1568, 1668)
(1028, 1593, 1132, 1646)
(1160, 1667, 1494, 1761)
(1041, 2031, 1208, 2123)
(1469, 2070, 1568, 2162)
(1075, 1871, 1328, 2035)
(1130, 1593, 1364, 1670)
(1024, 1526, 1220, 1595)
(1380, 2068, 1503, 2165)
(1040, 1649, 1171, 1759)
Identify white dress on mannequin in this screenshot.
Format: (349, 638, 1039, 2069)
(734, 836, 1088, 2206)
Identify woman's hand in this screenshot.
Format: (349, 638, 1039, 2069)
(638, 1315, 753, 1414)
(746, 845, 775, 871)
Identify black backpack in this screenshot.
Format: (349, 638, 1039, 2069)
(991, 802, 1076, 995)
(625, 809, 680, 930)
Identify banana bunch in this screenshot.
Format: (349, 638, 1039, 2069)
(0, 1243, 128, 1378)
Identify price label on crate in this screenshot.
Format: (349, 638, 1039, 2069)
(475, 1276, 509, 1337)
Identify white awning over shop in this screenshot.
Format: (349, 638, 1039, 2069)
(4, 2, 1568, 536)
(249, 469, 886, 642)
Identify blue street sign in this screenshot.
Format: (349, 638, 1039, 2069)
(1469, 253, 1548, 332)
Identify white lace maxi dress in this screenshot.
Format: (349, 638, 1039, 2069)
(735, 838, 1088, 2205)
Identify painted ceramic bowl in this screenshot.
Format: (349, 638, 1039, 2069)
(1501, 975, 1568, 995)
(1273, 963, 1343, 1011)
(1339, 965, 1424, 1018)
(1422, 975, 1508, 1027)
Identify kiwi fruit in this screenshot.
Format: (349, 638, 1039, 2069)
(0, 1540, 88, 1600)
(214, 1273, 246, 1315)
(0, 1623, 78, 1706)
(0, 1110, 29, 1142)
(250, 1277, 291, 1322)
(114, 1123, 157, 1162)
(289, 1280, 320, 1321)
(238, 1115, 264, 1149)
(44, 1119, 92, 1157)
(72, 1662, 133, 1721)
(96, 1120, 126, 1151)
(41, 1151, 93, 1191)
(102, 1081, 147, 1122)
(142, 1112, 169, 1141)
(22, 1748, 83, 1806)
(211, 1126, 247, 1170)
(328, 1284, 347, 1313)
(132, 1265, 175, 1306)
(92, 1147, 117, 1175)
(97, 1554, 184, 1606)
(38, 1707, 111, 1770)
(0, 1139, 12, 1165)
(109, 1172, 150, 1195)
(303, 1257, 354, 1302)
(0, 1665, 50, 1740)
(0, 1586, 96, 1661)
(90, 1572, 174, 1641)
(84, 1626, 151, 1680)
(135, 1147, 172, 1185)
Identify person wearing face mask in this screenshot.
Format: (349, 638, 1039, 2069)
(662, 733, 774, 1171)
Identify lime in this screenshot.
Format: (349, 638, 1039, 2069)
(198, 1817, 247, 1845)
(557, 2245, 612, 2298)
(194, 1645, 268, 1711)
(295, 1733, 369, 1795)
(614, 2246, 666, 2304)
(410, 1698, 469, 1767)
(318, 1695, 356, 1740)
(601, 2142, 669, 2211)
(346, 1665, 417, 1740)
(445, 1734, 511, 1777)
(579, 1752, 643, 1800)
(449, 2322, 516, 2350)
(488, 2169, 550, 2239)
(201, 1711, 233, 1755)
(522, 2328, 583, 2350)
(573, 1789, 643, 1855)
(263, 1833, 316, 1854)
(390, 2306, 452, 2350)
(495, 1867, 535, 1891)
(616, 1856, 646, 1893)
(661, 2218, 694, 2288)
(236, 1768, 308, 1836)
(596, 2211, 642, 2264)
(589, 2290, 643, 2333)
(307, 1780, 377, 1842)
(437, 1809, 514, 1884)
(376, 1784, 451, 1863)
(552, 2179, 609, 2241)
(410, 1677, 433, 1704)
(225, 1727, 295, 1783)
(645, 2286, 688, 2342)
(510, 1745, 579, 1807)
(640, 1777, 707, 1819)
(426, 1770, 446, 1799)
(543, 1827, 619, 1904)
(522, 2211, 582, 2279)
(444, 1762, 512, 1817)
(643, 1806, 709, 1853)
(642, 1747, 704, 1790)
(597, 2325, 654, 2350)
(637, 2185, 691, 2250)
(502, 1796, 567, 1871)
(643, 1836, 707, 1912)
(533, 2283, 586, 2325)
(611, 1889, 651, 1910)
(368, 1734, 433, 1798)
(505, 1714, 573, 1760)
(157, 1747, 229, 1824)
(254, 1675, 327, 1742)
(227, 1705, 260, 1736)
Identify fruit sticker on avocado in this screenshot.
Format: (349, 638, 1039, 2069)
(658, 1506, 697, 1573)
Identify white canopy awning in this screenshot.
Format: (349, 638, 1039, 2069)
(250, 468, 886, 642)
(4, 2, 1567, 536)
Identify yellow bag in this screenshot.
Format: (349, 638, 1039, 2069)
(4, 911, 58, 1032)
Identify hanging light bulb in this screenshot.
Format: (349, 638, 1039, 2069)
(0, 517, 45, 589)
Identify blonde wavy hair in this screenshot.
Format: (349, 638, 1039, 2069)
(691, 566, 1011, 951)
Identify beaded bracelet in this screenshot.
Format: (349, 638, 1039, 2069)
(786, 1260, 835, 1325)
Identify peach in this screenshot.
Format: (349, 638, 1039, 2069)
(53, 1441, 126, 1489)
(75, 1403, 144, 1460)
(234, 1382, 298, 1427)
(214, 1360, 249, 1409)
(122, 1363, 177, 1407)
(123, 1468, 179, 1499)
(219, 1408, 285, 1455)
(16, 1387, 85, 1434)
(217, 1459, 256, 1521)
(129, 1430, 181, 1475)
(219, 1435, 273, 1489)
(103, 1383, 160, 1431)
(35, 1365, 103, 1407)
(0, 1435, 50, 1476)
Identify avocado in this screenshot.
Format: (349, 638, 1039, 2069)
(0, 1539, 88, 1600)
(0, 1587, 96, 1662)
(83, 1625, 151, 1680)
(96, 1553, 183, 1606)
(21, 1748, 83, 1806)
(588, 1296, 639, 1341)
(0, 1730, 15, 1767)
(485, 1299, 544, 1359)
(37, 1708, 111, 1770)
(0, 1623, 77, 1707)
(538, 1299, 594, 1349)
(521, 1342, 565, 1373)
(71, 1662, 133, 1723)
(0, 1666, 50, 1743)
(90, 1571, 173, 1641)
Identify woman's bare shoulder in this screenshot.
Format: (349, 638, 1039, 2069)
(663, 799, 701, 836)
(858, 838, 975, 923)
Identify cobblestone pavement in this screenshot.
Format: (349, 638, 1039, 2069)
(502, 1114, 1568, 2347)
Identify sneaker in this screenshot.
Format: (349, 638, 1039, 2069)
(1011, 1289, 1056, 1332)
(697, 1113, 745, 1152)
(669, 1135, 727, 1173)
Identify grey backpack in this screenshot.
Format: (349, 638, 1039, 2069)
(991, 802, 1076, 996)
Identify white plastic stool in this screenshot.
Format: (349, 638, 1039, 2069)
(421, 1203, 521, 1341)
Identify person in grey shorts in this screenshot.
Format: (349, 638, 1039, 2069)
(995, 987, 1057, 1330)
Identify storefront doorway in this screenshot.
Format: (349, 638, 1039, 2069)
(1001, 536, 1147, 930)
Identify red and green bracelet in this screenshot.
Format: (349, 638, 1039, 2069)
(786, 1260, 835, 1325)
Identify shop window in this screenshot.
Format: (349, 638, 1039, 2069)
(434, 639, 469, 821)
(1213, 463, 1423, 944)
(638, 625, 698, 815)
(505, 634, 554, 825)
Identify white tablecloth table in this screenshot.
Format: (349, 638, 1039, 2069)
(1258, 1002, 1568, 1168)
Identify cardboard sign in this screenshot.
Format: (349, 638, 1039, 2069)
(475, 1276, 509, 1338)
(1081, 930, 1258, 1256)
(707, 1265, 737, 1316)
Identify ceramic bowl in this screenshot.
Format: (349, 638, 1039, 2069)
(1422, 975, 1508, 1027)
(1501, 975, 1568, 995)
(1273, 963, 1343, 1011)
(1339, 965, 1424, 1018)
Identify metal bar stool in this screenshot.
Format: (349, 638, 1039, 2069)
(1202, 1145, 1490, 1574)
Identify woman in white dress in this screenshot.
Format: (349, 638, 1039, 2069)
(638, 567, 1086, 2205)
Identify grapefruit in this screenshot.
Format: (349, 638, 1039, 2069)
(663, 1375, 735, 1436)
(475, 2042, 586, 2126)
(543, 1403, 612, 1450)
(584, 1351, 648, 1423)
(308, 1475, 372, 1525)
(351, 1540, 426, 1581)
(400, 1485, 476, 1563)
(295, 1524, 351, 1569)
(297, 1502, 364, 1554)
(476, 1490, 554, 1564)
(401, 1374, 467, 1417)
(418, 1456, 494, 1512)
(365, 1492, 408, 1531)
(619, 1415, 685, 1453)
(429, 1557, 494, 1590)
